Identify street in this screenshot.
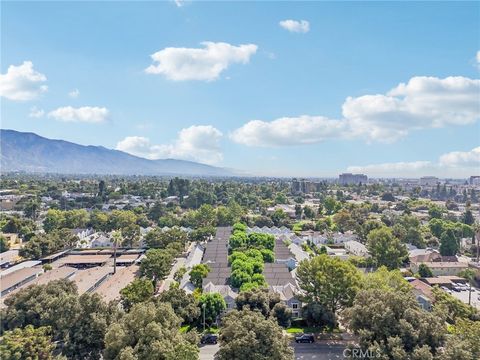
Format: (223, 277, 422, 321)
(199, 343, 219, 360)
(198, 342, 346, 360)
(294, 342, 346, 360)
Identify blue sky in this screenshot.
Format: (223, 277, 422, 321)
(1, 1, 479, 177)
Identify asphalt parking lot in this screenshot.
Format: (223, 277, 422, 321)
(198, 341, 347, 360)
(448, 285, 480, 309)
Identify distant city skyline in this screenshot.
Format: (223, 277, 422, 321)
(1, 1, 479, 177)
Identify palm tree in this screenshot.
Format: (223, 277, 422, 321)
(111, 230, 123, 274)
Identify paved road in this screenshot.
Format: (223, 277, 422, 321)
(158, 257, 186, 293)
(198, 342, 346, 360)
(294, 342, 346, 360)
(199, 343, 219, 360)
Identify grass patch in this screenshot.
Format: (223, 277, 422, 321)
(180, 325, 191, 333)
(200, 326, 219, 334)
(286, 326, 323, 334)
(286, 326, 341, 334)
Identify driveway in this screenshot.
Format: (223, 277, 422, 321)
(199, 343, 219, 360)
(157, 257, 186, 293)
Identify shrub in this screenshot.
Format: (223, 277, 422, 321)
(230, 270, 251, 288)
(232, 223, 247, 232)
(260, 249, 274, 263)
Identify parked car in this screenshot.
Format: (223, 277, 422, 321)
(295, 333, 315, 343)
(200, 334, 218, 345)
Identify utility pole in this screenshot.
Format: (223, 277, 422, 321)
(475, 226, 480, 264)
(202, 303, 206, 332)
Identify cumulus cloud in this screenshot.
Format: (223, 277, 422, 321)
(347, 146, 480, 177)
(145, 42, 258, 81)
(232, 76, 480, 147)
(116, 125, 223, 165)
(48, 106, 109, 123)
(0, 61, 47, 101)
(29, 106, 45, 118)
(68, 89, 80, 98)
(279, 19, 310, 33)
(439, 147, 480, 167)
(230, 116, 346, 147)
(345, 76, 480, 142)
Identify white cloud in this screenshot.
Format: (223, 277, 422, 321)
(347, 146, 480, 177)
(232, 76, 480, 147)
(476, 50, 480, 64)
(347, 161, 434, 177)
(116, 125, 223, 165)
(145, 42, 258, 81)
(439, 147, 480, 167)
(0, 61, 47, 101)
(174, 0, 185, 7)
(68, 89, 80, 98)
(29, 106, 45, 118)
(48, 106, 109, 123)
(279, 19, 310, 33)
(344, 76, 480, 142)
(230, 116, 346, 147)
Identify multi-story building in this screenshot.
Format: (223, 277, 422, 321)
(419, 176, 440, 186)
(338, 173, 368, 185)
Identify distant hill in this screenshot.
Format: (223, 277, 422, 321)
(0, 129, 233, 176)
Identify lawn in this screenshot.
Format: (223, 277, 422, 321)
(286, 327, 323, 334)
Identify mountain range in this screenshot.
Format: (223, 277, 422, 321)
(0, 129, 234, 176)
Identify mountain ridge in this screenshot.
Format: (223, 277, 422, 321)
(0, 129, 233, 176)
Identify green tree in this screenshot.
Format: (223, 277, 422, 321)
(302, 302, 335, 328)
(367, 227, 407, 269)
(216, 309, 294, 360)
(323, 196, 340, 215)
(43, 209, 66, 233)
(119, 278, 154, 310)
(462, 208, 474, 225)
(405, 227, 426, 248)
(0, 235, 10, 253)
(140, 248, 175, 282)
(439, 228, 458, 256)
(173, 266, 187, 282)
(120, 224, 140, 247)
(270, 302, 293, 328)
(428, 205, 444, 219)
(1, 279, 118, 360)
(418, 263, 433, 278)
(157, 285, 200, 324)
(361, 267, 412, 294)
(440, 319, 480, 360)
(198, 292, 226, 326)
(343, 288, 445, 359)
(189, 264, 210, 288)
(296, 254, 361, 316)
(145, 227, 188, 250)
(0, 325, 55, 360)
(235, 287, 280, 317)
(103, 302, 197, 360)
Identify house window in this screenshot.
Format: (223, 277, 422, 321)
(293, 311, 299, 317)
(292, 303, 298, 309)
